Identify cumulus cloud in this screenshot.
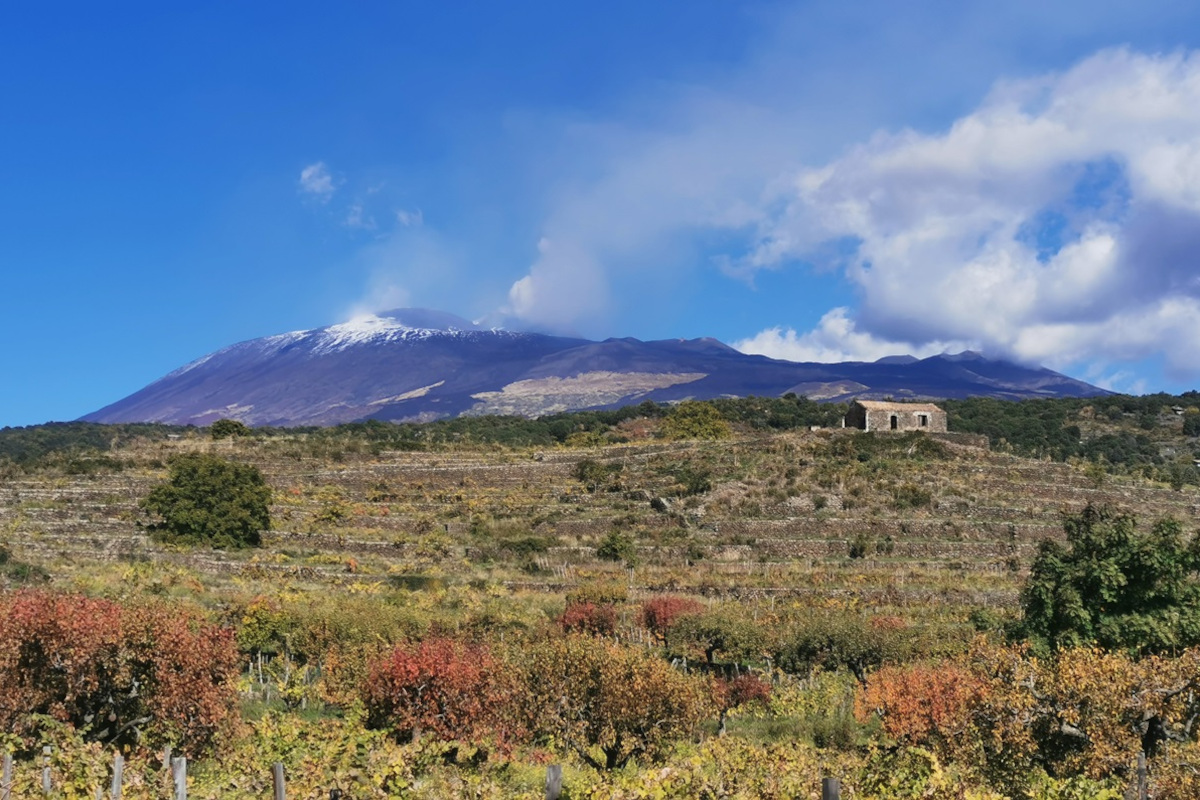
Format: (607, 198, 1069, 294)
(733, 48, 1200, 375)
(299, 162, 336, 200)
(733, 308, 960, 363)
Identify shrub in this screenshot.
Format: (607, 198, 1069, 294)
(560, 601, 617, 636)
(596, 530, 638, 565)
(141, 453, 271, 548)
(0, 590, 239, 755)
(573, 458, 623, 492)
(363, 637, 510, 744)
(716, 673, 772, 711)
(1184, 412, 1200, 437)
(639, 596, 706, 640)
(662, 401, 731, 440)
(892, 482, 933, 509)
(209, 418, 250, 439)
(856, 662, 983, 751)
(514, 635, 714, 769)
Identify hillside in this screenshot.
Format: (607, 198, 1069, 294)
(2, 398, 1200, 796)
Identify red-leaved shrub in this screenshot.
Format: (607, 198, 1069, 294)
(559, 601, 617, 636)
(716, 673, 772, 711)
(0, 590, 240, 755)
(639, 596, 705, 640)
(363, 637, 510, 743)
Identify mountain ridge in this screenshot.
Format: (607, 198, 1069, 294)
(81, 309, 1109, 427)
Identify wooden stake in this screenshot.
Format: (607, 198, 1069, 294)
(111, 753, 124, 800)
(41, 745, 51, 795)
(2, 753, 11, 800)
(171, 756, 186, 800)
(545, 764, 563, 800)
(272, 762, 286, 800)
(822, 776, 840, 800)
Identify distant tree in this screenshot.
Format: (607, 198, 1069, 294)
(596, 530, 638, 565)
(1184, 412, 1200, 438)
(1020, 504, 1200, 655)
(210, 418, 250, 440)
(141, 453, 271, 548)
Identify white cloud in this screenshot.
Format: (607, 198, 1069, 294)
(731, 48, 1200, 376)
(299, 162, 335, 200)
(506, 237, 610, 331)
(396, 208, 424, 227)
(501, 95, 808, 333)
(344, 203, 376, 230)
(734, 308, 960, 363)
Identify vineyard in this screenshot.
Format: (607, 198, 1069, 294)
(1, 398, 1200, 798)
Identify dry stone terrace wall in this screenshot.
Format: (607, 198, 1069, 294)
(0, 432, 1196, 604)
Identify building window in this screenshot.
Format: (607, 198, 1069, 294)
(918, 414, 928, 427)
(890, 415, 898, 430)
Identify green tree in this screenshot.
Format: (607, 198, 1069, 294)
(596, 530, 638, 566)
(1183, 411, 1200, 437)
(668, 609, 766, 665)
(141, 453, 271, 548)
(210, 418, 250, 440)
(1020, 504, 1200, 655)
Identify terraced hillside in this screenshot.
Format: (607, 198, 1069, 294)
(3, 428, 1197, 615)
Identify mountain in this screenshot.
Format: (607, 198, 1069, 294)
(81, 309, 1109, 426)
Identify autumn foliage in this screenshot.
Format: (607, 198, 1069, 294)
(856, 662, 983, 750)
(0, 590, 240, 755)
(363, 637, 511, 744)
(639, 595, 705, 640)
(715, 673, 772, 711)
(559, 601, 617, 636)
(515, 634, 715, 769)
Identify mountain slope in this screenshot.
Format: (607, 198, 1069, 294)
(81, 309, 1108, 426)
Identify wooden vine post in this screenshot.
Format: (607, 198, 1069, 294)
(171, 756, 187, 800)
(272, 762, 287, 800)
(545, 764, 563, 800)
(41, 746, 51, 795)
(110, 753, 124, 800)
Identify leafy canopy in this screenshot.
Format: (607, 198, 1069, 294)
(141, 452, 271, 548)
(1021, 504, 1200, 655)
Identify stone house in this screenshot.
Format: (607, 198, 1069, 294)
(843, 400, 947, 433)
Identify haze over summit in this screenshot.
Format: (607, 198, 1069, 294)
(4, 2, 1200, 427)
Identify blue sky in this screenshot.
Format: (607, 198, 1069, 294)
(4, 1, 1200, 427)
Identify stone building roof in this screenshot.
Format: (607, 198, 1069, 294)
(852, 400, 945, 413)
